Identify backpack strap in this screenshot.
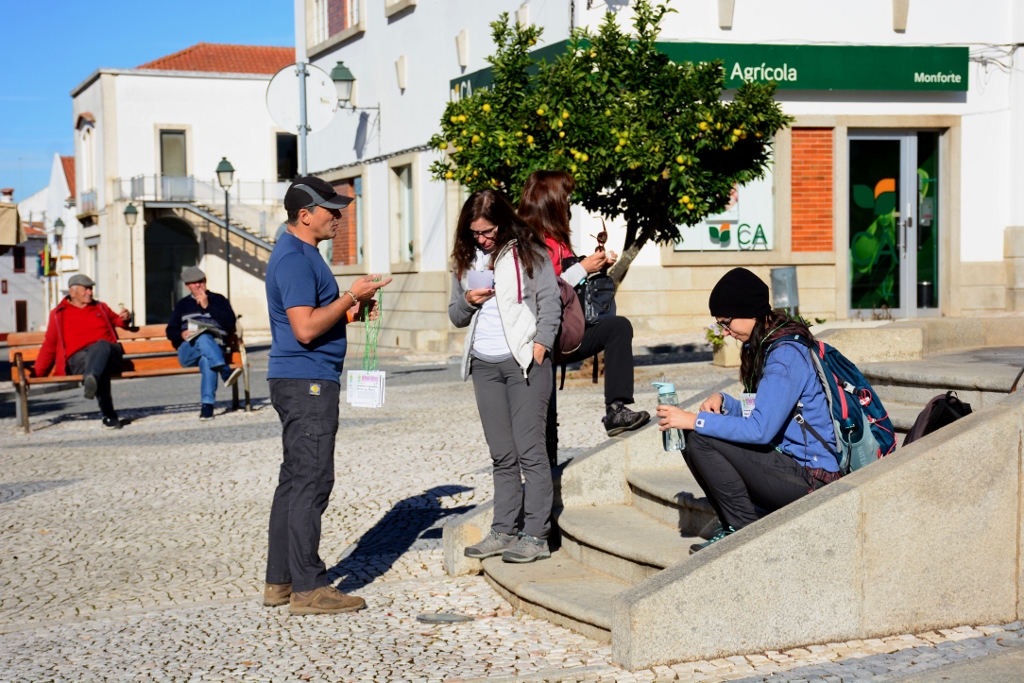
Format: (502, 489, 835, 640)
(559, 363, 567, 391)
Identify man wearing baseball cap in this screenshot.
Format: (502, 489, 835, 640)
(263, 176, 391, 615)
(165, 266, 242, 421)
(32, 273, 132, 429)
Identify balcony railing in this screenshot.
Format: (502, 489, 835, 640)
(112, 175, 289, 237)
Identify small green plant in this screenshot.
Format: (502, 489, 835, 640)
(705, 323, 725, 351)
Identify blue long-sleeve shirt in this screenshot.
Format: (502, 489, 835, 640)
(694, 341, 839, 472)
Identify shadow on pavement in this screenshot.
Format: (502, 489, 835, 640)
(328, 485, 475, 591)
(0, 479, 82, 504)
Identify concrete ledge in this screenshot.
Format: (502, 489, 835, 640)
(442, 501, 493, 577)
(610, 392, 1024, 669)
(819, 317, 1024, 363)
(817, 326, 924, 363)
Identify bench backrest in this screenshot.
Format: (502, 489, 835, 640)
(8, 324, 242, 367)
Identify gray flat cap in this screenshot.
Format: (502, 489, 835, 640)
(181, 266, 206, 284)
(68, 274, 95, 288)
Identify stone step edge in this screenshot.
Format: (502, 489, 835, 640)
(557, 505, 701, 571)
(481, 552, 626, 641)
(625, 468, 715, 515)
(862, 366, 1014, 393)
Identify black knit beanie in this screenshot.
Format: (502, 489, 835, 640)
(708, 267, 772, 319)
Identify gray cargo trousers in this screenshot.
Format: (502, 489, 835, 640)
(471, 356, 553, 539)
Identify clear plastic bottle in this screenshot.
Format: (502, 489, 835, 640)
(653, 381, 686, 452)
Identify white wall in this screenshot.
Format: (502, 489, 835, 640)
(305, 0, 572, 274)
(304, 0, 1021, 273)
(113, 73, 283, 186)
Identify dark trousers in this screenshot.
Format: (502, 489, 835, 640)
(266, 378, 340, 593)
(472, 356, 554, 539)
(683, 431, 826, 531)
(67, 340, 122, 419)
(547, 315, 637, 462)
(563, 315, 636, 405)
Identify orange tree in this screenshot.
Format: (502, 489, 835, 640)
(429, 0, 791, 285)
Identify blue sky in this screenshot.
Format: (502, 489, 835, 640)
(0, 0, 294, 202)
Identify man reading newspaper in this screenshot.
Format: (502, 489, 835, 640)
(166, 266, 242, 420)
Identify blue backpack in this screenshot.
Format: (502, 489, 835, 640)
(770, 335, 897, 474)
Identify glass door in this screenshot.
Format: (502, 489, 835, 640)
(848, 131, 940, 317)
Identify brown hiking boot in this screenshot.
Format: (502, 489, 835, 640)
(289, 585, 366, 615)
(263, 582, 292, 607)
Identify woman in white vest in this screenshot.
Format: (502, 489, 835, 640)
(449, 189, 561, 564)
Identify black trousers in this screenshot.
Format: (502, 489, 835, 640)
(547, 315, 637, 463)
(683, 431, 826, 531)
(562, 315, 636, 405)
(67, 340, 122, 419)
(266, 378, 340, 593)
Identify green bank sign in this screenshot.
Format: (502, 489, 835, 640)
(450, 42, 968, 99)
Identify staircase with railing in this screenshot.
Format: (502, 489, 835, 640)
(112, 175, 287, 248)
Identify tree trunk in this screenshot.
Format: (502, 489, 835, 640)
(608, 238, 646, 289)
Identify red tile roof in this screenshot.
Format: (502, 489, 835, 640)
(61, 156, 76, 198)
(23, 221, 46, 238)
(137, 43, 294, 75)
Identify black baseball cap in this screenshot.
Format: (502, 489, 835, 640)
(284, 176, 354, 212)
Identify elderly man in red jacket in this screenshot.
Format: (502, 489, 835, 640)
(33, 274, 132, 428)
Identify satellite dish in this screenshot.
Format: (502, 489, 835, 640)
(266, 63, 338, 134)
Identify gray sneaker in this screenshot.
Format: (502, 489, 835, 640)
(464, 529, 517, 559)
(501, 533, 551, 563)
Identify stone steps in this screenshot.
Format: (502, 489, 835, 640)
(626, 468, 715, 533)
(862, 346, 1023, 409)
(558, 505, 703, 585)
(478, 466, 714, 640)
(482, 550, 626, 642)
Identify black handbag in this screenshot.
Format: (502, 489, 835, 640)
(561, 255, 616, 326)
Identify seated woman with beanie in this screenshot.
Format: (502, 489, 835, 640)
(656, 267, 841, 554)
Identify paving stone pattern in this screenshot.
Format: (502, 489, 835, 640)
(1, 362, 1019, 682)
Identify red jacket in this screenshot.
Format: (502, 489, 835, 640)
(544, 235, 573, 277)
(34, 298, 126, 377)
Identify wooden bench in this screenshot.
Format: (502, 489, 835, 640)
(8, 324, 251, 433)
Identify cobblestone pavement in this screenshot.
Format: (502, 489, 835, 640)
(1, 361, 1020, 682)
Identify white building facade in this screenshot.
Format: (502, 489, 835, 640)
(16, 154, 80, 316)
(298, 0, 1024, 350)
(70, 44, 299, 331)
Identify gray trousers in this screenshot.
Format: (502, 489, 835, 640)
(266, 378, 340, 593)
(471, 356, 553, 539)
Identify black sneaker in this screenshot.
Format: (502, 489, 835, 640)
(102, 416, 122, 430)
(199, 404, 215, 421)
(603, 401, 650, 436)
(83, 375, 98, 400)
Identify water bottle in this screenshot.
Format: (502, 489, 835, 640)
(653, 381, 686, 452)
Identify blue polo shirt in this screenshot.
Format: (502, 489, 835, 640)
(266, 232, 347, 382)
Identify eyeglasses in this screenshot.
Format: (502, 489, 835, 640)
(716, 318, 735, 333)
(471, 225, 498, 239)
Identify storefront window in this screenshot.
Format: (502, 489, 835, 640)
(672, 168, 774, 252)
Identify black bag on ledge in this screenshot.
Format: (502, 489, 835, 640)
(902, 391, 973, 447)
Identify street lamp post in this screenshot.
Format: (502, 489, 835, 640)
(52, 218, 65, 309)
(216, 157, 235, 298)
(124, 203, 138, 323)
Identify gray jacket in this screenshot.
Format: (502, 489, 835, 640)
(449, 241, 560, 380)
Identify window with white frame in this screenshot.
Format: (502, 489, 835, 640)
(80, 126, 95, 192)
(312, 0, 329, 44)
(391, 164, 415, 264)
